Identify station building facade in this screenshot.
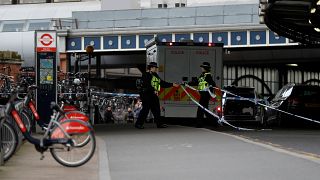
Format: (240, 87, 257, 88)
(0, 0, 319, 96)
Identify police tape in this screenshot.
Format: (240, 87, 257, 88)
(91, 92, 140, 97)
(182, 85, 263, 131)
(58, 93, 87, 95)
(206, 86, 320, 125)
(223, 97, 258, 101)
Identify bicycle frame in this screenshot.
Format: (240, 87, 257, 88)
(21, 88, 89, 128)
(6, 93, 92, 148)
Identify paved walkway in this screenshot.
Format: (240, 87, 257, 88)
(3, 125, 320, 180)
(96, 124, 320, 180)
(0, 137, 101, 180)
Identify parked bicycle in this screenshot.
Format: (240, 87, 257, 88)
(0, 116, 19, 161)
(3, 88, 96, 167)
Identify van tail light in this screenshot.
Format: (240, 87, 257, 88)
(215, 106, 223, 117)
(216, 106, 222, 113)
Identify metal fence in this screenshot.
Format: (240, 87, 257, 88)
(223, 65, 320, 97)
(223, 66, 279, 97)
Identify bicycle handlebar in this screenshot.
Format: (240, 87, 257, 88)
(50, 102, 65, 115)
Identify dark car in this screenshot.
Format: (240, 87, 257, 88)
(222, 86, 264, 125)
(265, 83, 320, 127)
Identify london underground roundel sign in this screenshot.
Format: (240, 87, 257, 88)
(40, 34, 53, 46)
(36, 31, 57, 52)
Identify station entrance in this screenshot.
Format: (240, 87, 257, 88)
(62, 45, 320, 124)
(65, 45, 320, 95)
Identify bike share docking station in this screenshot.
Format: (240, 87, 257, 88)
(35, 31, 57, 127)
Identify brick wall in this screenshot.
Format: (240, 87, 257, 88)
(0, 51, 24, 82)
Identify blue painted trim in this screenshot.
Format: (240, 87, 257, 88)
(84, 37, 101, 50)
(175, 34, 190, 42)
(231, 31, 247, 45)
(250, 31, 266, 45)
(104, 36, 118, 49)
(66, 37, 81, 51)
(157, 34, 172, 42)
(212, 32, 228, 45)
(121, 35, 136, 49)
(269, 31, 286, 44)
(193, 33, 209, 43)
(139, 35, 154, 48)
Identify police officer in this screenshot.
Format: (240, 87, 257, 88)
(193, 62, 216, 128)
(135, 62, 179, 129)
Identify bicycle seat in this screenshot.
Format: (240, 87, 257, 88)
(50, 101, 64, 114)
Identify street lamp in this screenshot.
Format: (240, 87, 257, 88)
(85, 45, 94, 88)
(85, 45, 94, 119)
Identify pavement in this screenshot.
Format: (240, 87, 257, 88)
(96, 124, 320, 180)
(227, 128, 320, 157)
(2, 124, 320, 180)
(0, 136, 104, 180)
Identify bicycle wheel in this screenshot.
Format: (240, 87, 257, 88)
(58, 111, 91, 147)
(20, 111, 32, 133)
(5, 116, 23, 150)
(1, 121, 18, 161)
(23, 108, 35, 128)
(50, 120, 96, 167)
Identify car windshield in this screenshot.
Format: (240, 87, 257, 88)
(292, 86, 320, 100)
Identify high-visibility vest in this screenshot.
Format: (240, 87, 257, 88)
(151, 75, 161, 92)
(198, 73, 211, 90)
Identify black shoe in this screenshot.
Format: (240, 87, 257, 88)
(135, 124, 144, 129)
(157, 124, 168, 128)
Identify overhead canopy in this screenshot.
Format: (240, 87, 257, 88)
(264, 0, 320, 45)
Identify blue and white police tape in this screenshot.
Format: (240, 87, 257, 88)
(185, 85, 216, 98)
(208, 86, 320, 125)
(182, 85, 264, 131)
(91, 91, 139, 97)
(58, 93, 86, 95)
(223, 96, 258, 101)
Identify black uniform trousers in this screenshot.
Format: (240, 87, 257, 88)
(196, 91, 212, 127)
(136, 93, 163, 126)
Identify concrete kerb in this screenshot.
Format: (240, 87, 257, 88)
(97, 136, 112, 180)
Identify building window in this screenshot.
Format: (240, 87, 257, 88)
(12, 0, 19, 4)
(2, 23, 24, 32)
(28, 22, 50, 31)
(158, 3, 167, 8)
(175, 3, 186, 7)
(0, 0, 12, 4)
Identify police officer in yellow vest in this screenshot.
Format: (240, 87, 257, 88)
(194, 62, 216, 128)
(135, 62, 179, 129)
